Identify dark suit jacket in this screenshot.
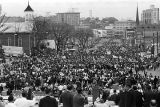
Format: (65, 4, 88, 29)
(39, 96, 58, 107)
(73, 94, 87, 107)
(118, 90, 136, 107)
(109, 93, 118, 105)
(156, 92, 160, 107)
(133, 90, 143, 107)
(60, 90, 74, 107)
(143, 90, 157, 107)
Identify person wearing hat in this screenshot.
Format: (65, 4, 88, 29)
(5, 94, 16, 107)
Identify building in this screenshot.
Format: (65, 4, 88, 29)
(0, 4, 1, 16)
(93, 28, 114, 38)
(56, 12, 80, 26)
(0, 2, 34, 55)
(114, 20, 136, 37)
(141, 5, 159, 24)
(24, 1, 34, 22)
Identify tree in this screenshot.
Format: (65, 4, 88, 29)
(50, 23, 74, 54)
(0, 15, 9, 33)
(101, 17, 118, 24)
(32, 17, 50, 48)
(73, 28, 94, 50)
(0, 15, 9, 62)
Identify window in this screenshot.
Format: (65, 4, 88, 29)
(8, 37, 11, 46)
(18, 37, 22, 47)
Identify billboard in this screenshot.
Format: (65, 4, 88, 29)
(2, 46, 23, 56)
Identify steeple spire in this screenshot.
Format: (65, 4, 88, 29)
(136, 3, 139, 26)
(24, 0, 34, 12)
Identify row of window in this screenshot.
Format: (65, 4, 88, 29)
(7, 37, 22, 47)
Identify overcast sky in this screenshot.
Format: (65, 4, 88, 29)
(0, 0, 160, 20)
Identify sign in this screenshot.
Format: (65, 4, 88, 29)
(2, 46, 23, 56)
(44, 40, 56, 49)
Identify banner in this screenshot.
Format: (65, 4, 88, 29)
(2, 46, 23, 56)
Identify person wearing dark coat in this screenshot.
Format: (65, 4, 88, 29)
(92, 81, 100, 104)
(132, 85, 144, 107)
(143, 86, 157, 107)
(118, 85, 136, 107)
(156, 87, 160, 107)
(108, 89, 118, 105)
(60, 85, 74, 107)
(39, 88, 58, 107)
(73, 88, 88, 107)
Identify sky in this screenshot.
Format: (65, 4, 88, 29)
(0, 0, 160, 20)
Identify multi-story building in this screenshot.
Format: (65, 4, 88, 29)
(56, 12, 80, 26)
(114, 20, 136, 37)
(93, 27, 114, 38)
(141, 5, 159, 24)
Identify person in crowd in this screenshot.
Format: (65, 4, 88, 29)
(0, 85, 3, 94)
(39, 88, 58, 107)
(73, 87, 88, 107)
(118, 84, 136, 107)
(156, 87, 160, 107)
(132, 85, 144, 107)
(0, 97, 4, 107)
(108, 89, 118, 105)
(14, 91, 35, 107)
(143, 85, 157, 107)
(150, 99, 157, 107)
(5, 94, 16, 107)
(101, 89, 110, 103)
(7, 89, 12, 96)
(60, 84, 74, 107)
(27, 88, 34, 100)
(92, 80, 100, 105)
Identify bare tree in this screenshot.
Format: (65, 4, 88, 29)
(50, 23, 74, 54)
(0, 15, 9, 33)
(73, 28, 93, 50)
(32, 17, 50, 48)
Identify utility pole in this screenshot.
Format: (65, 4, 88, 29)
(153, 33, 155, 56)
(157, 31, 159, 55)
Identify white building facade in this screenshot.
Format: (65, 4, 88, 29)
(141, 5, 159, 24)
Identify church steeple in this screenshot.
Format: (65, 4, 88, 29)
(24, 0, 34, 22)
(136, 3, 139, 26)
(24, 0, 34, 12)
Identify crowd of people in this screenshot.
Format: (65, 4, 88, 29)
(0, 46, 159, 107)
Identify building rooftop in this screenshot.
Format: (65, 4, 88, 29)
(0, 22, 33, 33)
(24, 2, 34, 12)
